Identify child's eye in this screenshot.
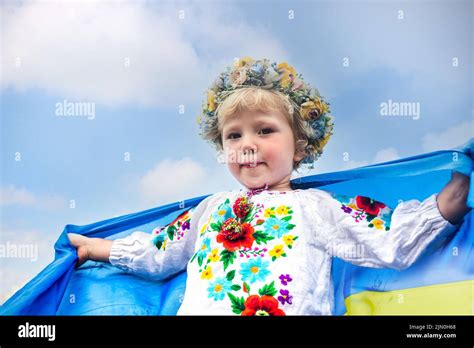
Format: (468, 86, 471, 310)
(259, 128, 274, 135)
(227, 133, 240, 139)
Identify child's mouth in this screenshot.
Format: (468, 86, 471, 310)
(241, 162, 264, 168)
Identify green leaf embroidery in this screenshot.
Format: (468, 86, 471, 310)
(227, 292, 245, 314)
(252, 231, 275, 245)
(242, 205, 256, 223)
(281, 216, 292, 222)
(220, 249, 236, 271)
(231, 284, 241, 291)
(286, 224, 295, 230)
(243, 282, 250, 294)
(226, 270, 236, 281)
(210, 222, 222, 232)
(365, 214, 377, 222)
(167, 225, 176, 240)
(197, 254, 204, 267)
(258, 281, 277, 297)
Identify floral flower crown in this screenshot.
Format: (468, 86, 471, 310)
(197, 57, 334, 166)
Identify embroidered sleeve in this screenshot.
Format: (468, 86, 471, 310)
(109, 195, 213, 280)
(320, 191, 459, 270)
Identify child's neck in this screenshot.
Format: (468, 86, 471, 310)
(246, 182, 294, 193)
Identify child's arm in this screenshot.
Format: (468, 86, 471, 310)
(67, 194, 214, 280)
(316, 186, 465, 271)
(436, 171, 471, 225)
(68, 233, 112, 267)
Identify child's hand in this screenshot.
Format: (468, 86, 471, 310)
(68, 233, 92, 267)
(68, 233, 113, 267)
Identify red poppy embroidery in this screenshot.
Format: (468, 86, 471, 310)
(241, 295, 286, 316)
(355, 196, 386, 216)
(216, 218, 255, 252)
(233, 196, 253, 220)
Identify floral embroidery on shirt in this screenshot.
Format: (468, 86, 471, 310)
(228, 280, 287, 315)
(152, 207, 194, 250)
(331, 193, 393, 231)
(190, 193, 298, 315)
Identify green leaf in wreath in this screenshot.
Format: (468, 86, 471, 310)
(230, 284, 241, 291)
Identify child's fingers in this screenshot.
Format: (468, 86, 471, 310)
(67, 233, 86, 247)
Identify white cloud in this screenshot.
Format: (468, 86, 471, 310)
(373, 147, 401, 163)
(0, 185, 65, 210)
(139, 157, 207, 204)
(0, 185, 36, 206)
(0, 1, 287, 107)
(0, 228, 56, 305)
(421, 120, 474, 152)
(138, 157, 241, 206)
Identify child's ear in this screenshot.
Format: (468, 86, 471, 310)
(293, 140, 307, 162)
(293, 152, 305, 163)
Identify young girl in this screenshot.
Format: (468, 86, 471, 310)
(68, 57, 471, 315)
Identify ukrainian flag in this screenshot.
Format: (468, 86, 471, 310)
(1, 141, 472, 315)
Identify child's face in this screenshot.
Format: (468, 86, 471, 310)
(221, 110, 304, 191)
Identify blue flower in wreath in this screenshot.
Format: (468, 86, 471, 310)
(240, 257, 271, 284)
(207, 276, 232, 301)
(264, 217, 290, 238)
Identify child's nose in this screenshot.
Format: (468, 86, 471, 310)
(240, 135, 258, 155)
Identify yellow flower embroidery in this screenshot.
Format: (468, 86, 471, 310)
(276, 205, 289, 215)
(264, 207, 275, 218)
(201, 266, 213, 280)
(283, 235, 295, 246)
(200, 216, 211, 235)
(372, 219, 385, 230)
(269, 244, 285, 259)
(209, 248, 220, 262)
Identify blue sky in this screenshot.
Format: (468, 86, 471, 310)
(1, 0, 472, 303)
